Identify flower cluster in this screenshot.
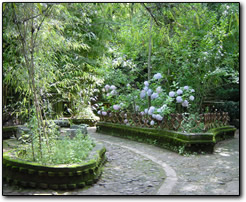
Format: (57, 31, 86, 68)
(105, 84, 117, 96)
(140, 73, 163, 100)
(168, 86, 195, 108)
(97, 72, 196, 128)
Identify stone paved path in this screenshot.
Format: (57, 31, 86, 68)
(2, 127, 239, 195)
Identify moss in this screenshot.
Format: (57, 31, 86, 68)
(3, 143, 107, 190)
(97, 122, 235, 154)
(3, 126, 18, 132)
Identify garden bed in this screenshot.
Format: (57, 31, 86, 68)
(3, 142, 106, 190)
(96, 122, 236, 154)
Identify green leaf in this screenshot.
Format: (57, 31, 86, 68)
(37, 3, 42, 14)
(3, 3, 6, 12)
(195, 13, 200, 29)
(12, 3, 17, 11)
(235, 13, 239, 26)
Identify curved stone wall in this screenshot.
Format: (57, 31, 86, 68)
(96, 122, 236, 154)
(3, 143, 106, 189)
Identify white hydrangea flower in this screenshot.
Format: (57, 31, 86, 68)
(135, 105, 140, 111)
(153, 73, 162, 80)
(144, 108, 148, 114)
(147, 89, 153, 96)
(110, 85, 117, 90)
(176, 96, 183, 103)
(150, 120, 155, 125)
(189, 95, 195, 101)
(156, 86, 162, 94)
(151, 93, 158, 100)
(105, 84, 110, 92)
(144, 81, 149, 86)
(184, 86, 189, 90)
(182, 100, 189, 107)
(169, 91, 175, 97)
(177, 89, 183, 95)
(111, 90, 117, 95)
(97, 110, 101, 115)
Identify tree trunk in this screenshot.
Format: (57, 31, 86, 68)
(147, 17, 153, 109)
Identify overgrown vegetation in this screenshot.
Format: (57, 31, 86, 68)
(16, 128, 95, 165)
(3, 3, 239, 162)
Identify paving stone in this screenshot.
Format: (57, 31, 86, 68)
(3, 128, 239, 195)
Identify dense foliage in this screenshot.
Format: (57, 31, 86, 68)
(3, 3, 239, 160)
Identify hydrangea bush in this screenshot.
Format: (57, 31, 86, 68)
(96, 73, 196, 129)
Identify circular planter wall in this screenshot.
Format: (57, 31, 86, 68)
(3, 143, 106, 190)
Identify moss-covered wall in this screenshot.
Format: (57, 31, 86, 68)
(96, 122, 236, 154)
(2, 126, 19, 140)
(3, 143, 106, 190)
(70, 119, 97, 127)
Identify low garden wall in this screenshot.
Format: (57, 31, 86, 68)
(3, 143, 106, 190)
(2, 125, 19, 140)
(70, 118, 98, 127)
(96, 122, 236, 154)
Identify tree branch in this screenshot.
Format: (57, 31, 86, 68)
(141, 3, 160, 26)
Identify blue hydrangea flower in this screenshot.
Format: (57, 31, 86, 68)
(184, 86, 189, 90)
(140, 90, 146, 99)
(189, 95, 195, 101)
(153, 73, 162, 80)
(144, 81, 149, 86)
(110, 85, 116, 90)
(191, 89, 195, 93)
(124, 119, 128, 124)
(177, 89, 183, 95)
(113, 105, 120, 110)
(110, 90, 117, 95)
(176, 96, 183, 103)
(169, 91, 175, 97)
(182, 100, 189, 107)
(151, 93, 158, 100)
(150, 120, 155, 125)
(147, 89, 152, 96)
(152, 114, 157, 119)
(143, 86, 148, 92)
(156, 86, 162, 94)
(102, 111, 107, 116)
(97, 110, 101, 115)
(155, 114, 163, 121)
(148, 106, 155, 115)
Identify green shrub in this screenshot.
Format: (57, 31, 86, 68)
(16, 131, 95, 165)
(215, 101, 239, 120)
(216, 88, 239, 101)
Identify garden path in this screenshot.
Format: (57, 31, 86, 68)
(3, 128, 239, 195)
